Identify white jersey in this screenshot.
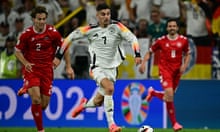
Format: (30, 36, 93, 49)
(62, 21, 141, 68)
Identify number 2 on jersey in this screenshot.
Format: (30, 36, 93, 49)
(36, 43, 41, 51)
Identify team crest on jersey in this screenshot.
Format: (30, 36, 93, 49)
(165, 43, 169, 47)
(109, 27, 116, 34)
(44, 36, 49, 40)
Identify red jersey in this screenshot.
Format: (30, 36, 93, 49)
(15, 24, 63, 68)
(150, 35, 190, 71)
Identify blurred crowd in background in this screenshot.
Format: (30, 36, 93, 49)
(0, 0, 220, 79)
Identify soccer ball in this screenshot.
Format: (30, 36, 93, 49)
(138, 125, 154, 132)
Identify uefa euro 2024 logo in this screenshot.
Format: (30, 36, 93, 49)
(121, 82, 149, 125)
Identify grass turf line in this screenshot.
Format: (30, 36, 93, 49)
(1, 128, 220, 132)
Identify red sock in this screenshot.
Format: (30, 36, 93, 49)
(152, 90, 164, 100)
(166, 102, 177, 126)
(31, 104, 43, 131)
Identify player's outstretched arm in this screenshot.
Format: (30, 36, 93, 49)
(135, 57, 142, 66)
(64, 48, 74, 79)
(139, 51, 152, 74)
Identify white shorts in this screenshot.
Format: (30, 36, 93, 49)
(91, 67, 117, 95)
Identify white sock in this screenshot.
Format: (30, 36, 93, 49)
(85, 96, 96, 108)
(104, 95, 114, 127)
(38, 130, 44, 132)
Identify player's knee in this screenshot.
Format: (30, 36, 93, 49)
(105, 86, 114, 95)
(41, 104, 48, 110)
(164, 88, 174, 102)
(32, 96, 41, 104)
(164, 94, 174, 102)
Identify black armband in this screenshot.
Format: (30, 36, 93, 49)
(55, 47, 65, 60)
(135, 52, 141, 58)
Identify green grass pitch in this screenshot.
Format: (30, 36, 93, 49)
(0, 128, 220, 132)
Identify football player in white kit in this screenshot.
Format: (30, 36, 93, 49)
(54, 3, 142, 132)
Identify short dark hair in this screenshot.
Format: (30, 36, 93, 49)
(166, 18, 179, 27)
(30, 6, 48, 18)
(96, 3, 110, 11)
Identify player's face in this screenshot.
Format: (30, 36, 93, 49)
(166, 21, 178, 36)
(33, 13, 47, 32)
(97, 9, 111, 28)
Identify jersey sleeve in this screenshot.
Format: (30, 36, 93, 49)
(15, 30, 28, 52)
(56, 26, 90, 59)
(116, 22, 141, 57)
(52, 28, 63, 47)
(183, 37, 190, 54)
(150, 37, 161, 53)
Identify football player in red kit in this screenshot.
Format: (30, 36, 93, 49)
(139, 18, 191, 132)
(15, 6, 74, 132)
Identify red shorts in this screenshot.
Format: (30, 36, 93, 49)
(22, 67, 53, 96)
(159, 68, 181, 91)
